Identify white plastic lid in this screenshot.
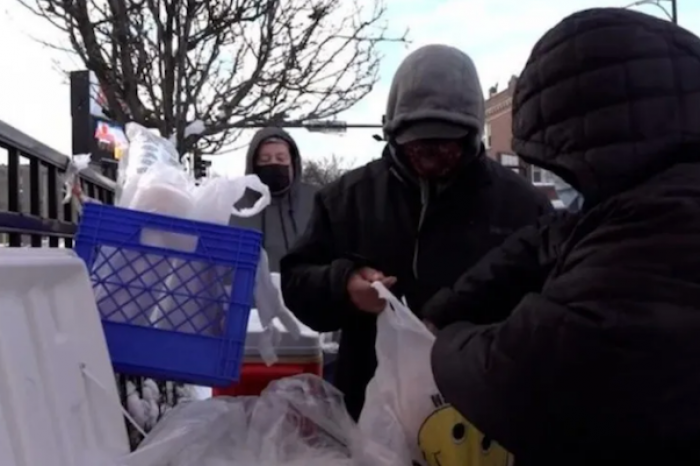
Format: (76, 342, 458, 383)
(245, 309, 321, 357)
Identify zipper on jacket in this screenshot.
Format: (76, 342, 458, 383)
(277, 202, 290, 251)
(412, 180, 430, 279)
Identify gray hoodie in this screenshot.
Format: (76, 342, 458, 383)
(230, 127, 317, 272)
(383, 44, 485, 143)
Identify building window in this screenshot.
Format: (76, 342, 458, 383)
(500, 153, 524, 177)
(500, 153, 519, 167)
(531, 166, 556, 185)
(483, 123, 492, 149)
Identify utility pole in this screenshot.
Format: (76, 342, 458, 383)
(671, 0, 677, 24)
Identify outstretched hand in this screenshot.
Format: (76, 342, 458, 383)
(347, 267, 397, 313)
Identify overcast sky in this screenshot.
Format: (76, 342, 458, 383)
(0, 0, 697, 175)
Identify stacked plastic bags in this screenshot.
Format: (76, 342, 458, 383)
(68, 122, 299, 364)
(117, 375, 405, 466)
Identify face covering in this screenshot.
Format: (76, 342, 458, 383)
(553, 174, 584, 211)
(256, 164, 291, 194)
(401, 139, 464, 180)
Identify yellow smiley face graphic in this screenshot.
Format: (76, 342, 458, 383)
(417, 405, 513, 466)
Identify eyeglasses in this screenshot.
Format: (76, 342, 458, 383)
(401, 139, 463, 158)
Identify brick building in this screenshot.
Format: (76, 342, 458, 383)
(484, 75, 559, 202)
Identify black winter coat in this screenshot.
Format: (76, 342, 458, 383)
(430, 9, 700, 465)
(423, 211, 577, 329)
(281, 149, 552, 420)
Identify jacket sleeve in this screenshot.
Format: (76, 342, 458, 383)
(538, 192, 556, 215)
(430, 293, 568, 456)
(280, 192, 357, 333)
(429, 197, 662, 457)
(422, 212, 574, 329)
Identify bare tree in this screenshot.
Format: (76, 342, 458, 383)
(302, 153, 350, 186)
(18, 0, 407, 154)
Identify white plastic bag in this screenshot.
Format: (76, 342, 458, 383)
(156, 172, 302, 361)
(154, 174, 273, 335)
(62, 154, 93, 213)
(359, 283, 513, 466)
(62, 154, 117, 212)
(253, 262, 302, 366)
(116, 375, 403, 466)
(118, 123, 182, 207)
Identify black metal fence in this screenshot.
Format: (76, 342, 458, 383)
(0, 118, 183, 450)
(0, 118, 114, 247)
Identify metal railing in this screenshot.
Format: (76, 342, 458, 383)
(0, 118, 114, 247)
(0, 119, 174, 450)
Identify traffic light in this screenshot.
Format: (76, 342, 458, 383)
(193, 155, 211, 179)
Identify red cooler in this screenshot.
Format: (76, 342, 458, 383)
(212, 309, 322, 397)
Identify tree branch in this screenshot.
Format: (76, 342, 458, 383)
(19, 0, 409, 155)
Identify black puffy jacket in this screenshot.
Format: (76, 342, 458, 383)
(422, 211, 577, 330)
(430, 9, 700, 465)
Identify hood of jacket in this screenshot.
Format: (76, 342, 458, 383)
(512, 8, 700, 205)
(245, 126, 302, 185)
(383, 44, 486, 142)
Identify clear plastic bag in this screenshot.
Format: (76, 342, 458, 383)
(116, 375, 405, 466)
(253, 262, 302, 366)
(62, 153, 92, 210)
(62, 154, 115, 213)
(118, 123, 182, 207)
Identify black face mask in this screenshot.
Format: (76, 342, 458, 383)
(256, 164, 292, 194)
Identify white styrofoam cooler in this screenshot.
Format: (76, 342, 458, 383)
(0, 249, 129, 466)
(245, 272, 321, 361)
(245, 272, 321, 360)
(244, 309, 321, 359)
(213, 273, 323, 397)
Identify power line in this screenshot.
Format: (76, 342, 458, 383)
(624, 0, 677, 23)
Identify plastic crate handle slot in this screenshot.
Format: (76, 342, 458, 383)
(139, 227, 199, 253)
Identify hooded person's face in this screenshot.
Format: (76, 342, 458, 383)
(400, 138, 464, 180)
(255, 140, 293, 194)
(383, 45, 486, 183)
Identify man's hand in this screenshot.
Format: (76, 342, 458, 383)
(423, 320, 438, 335)
(347, 267, 397, 313)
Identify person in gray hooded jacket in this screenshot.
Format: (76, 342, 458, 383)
(281, 44, 553, 420)
(231, 127, 317, 272)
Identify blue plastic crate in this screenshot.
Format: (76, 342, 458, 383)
(74, 202, 263, 387)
